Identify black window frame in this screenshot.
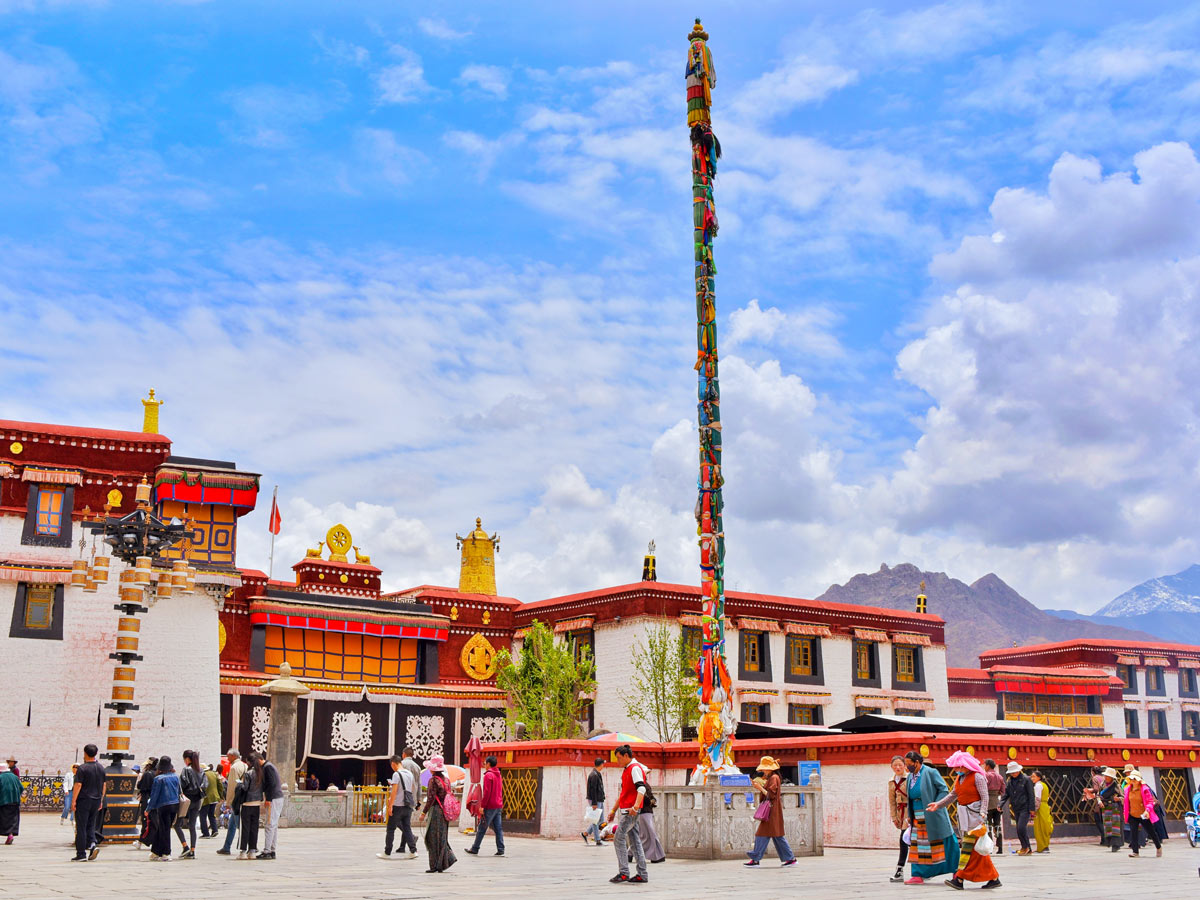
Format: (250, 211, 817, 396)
(8, 582, 65, 640)
(1181, 668, 1200, 698)
(1124, 708, 1140, 738)
(852, 639, 881, 688)
(1145, 666, 1166, 697)
(1148, 708, 1169, 739)
(20, 484, 75, 548)
(1183, 710, 1200, 740)
(740, 701, 770, 723)
(787, 703, 822, 725)
(738, 630, 772, 682)
(783, 635, 823, 685)
(891, 644, 926, 691)
(893, 708, 926, 718)
(1118, 664, 1138, 694)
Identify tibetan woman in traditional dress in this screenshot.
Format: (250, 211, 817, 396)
(902, 750, 959, 885)
(941, 751, 1000, 890)
(1098, 767, 1123, 852)
(417, 756, 457, 873)
(0, 762, 22, 844)
(1030, 770, 1054, 853)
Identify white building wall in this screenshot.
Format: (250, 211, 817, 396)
(592, 617, 663, 739)
(0, 514, 222, 773)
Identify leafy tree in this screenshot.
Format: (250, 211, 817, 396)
(617, 622, 701, 742)
(495, 620, 597, 740)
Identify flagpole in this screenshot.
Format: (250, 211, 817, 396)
(269, 485, 278, 580)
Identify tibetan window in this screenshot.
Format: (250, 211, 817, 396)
(895, 647, 916, 682)
(1124, 708, 1140, 738)
(8, 583, 64, 641)
(852, 639, 880, 688)
(682, 625, 702, 672)
(740, 702, 768, 723)
(21, 485, 74, 548)
(263, 626, 418, 684)
(790, 637, 813, 676)
(788, 703, 820, 726)
(1118, 664, 1137, 693)
(1182, 668, 1199, 698)
(1145, 666, 1165, 696)
(1184, 711, 1200, 740)
(1148, 709, 1169, 739)
(738, 629, 772, 682)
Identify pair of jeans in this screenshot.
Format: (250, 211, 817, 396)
(61, 792, 73, 821)
(1013, 809, 1031, 851)
(151, 805, 177, 857)
(220, 811, 241, 852)
(470, 808, 505, 854)
(74, 799, 101, 858)
(1128, 817, 1161, 852)
(614, 810, 646, 879)
(385, 806, 417, 855)
(240, 805, 261, 853)
(200, 802, 217, 837)
(587, 802, 605, 842)
(986, 808, 1002, 851)
(262, 800, 283, 852)
(173, 802, 198, 850)
(748, 834, 795, 863)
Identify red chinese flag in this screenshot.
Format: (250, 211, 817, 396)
(268, 495, 282, 535)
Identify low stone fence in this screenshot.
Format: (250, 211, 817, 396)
(656, 784, 823, 860)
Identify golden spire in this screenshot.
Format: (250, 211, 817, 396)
(141, 389, 162, 434)
(916, 580, 928, 615)
(456, 517, 499, 595)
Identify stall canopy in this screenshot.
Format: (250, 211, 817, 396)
(831, 713, 1062, 735)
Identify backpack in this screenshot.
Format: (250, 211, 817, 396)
(434, 776, 461, 819)
(182, 766, 204, 801)
(631, 762, 656, 811)
(398, 768, 415, 809)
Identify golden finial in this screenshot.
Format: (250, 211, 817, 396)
(135, 475, 152, 509)
(916, 580, 928, 615)
(456, 517, 499, 595)
(141, 389, 162, 434)
(326, 524, 352, 563)
(690, 17, 709, 41)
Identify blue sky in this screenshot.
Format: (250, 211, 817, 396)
(4, 1, 1200, 611)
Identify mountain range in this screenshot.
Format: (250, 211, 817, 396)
(1044, 563, 1200, 646)
(814, 563, 1158, 668)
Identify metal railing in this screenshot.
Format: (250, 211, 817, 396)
(350, 786, 389, 825)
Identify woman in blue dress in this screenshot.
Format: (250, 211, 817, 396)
(903, 750, 959, 885)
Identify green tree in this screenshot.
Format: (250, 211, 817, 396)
(495, 620, 597, 740)
(617, 623, 701, 742)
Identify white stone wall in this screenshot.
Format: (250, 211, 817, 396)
(592, 617, 662, 738)
(0, 515, 222, 773)
(946, 696, 998, 721)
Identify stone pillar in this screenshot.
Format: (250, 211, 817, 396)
(260, 662, 309, 801)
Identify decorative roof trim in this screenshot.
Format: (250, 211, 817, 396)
(891, 632, 932, 647)
(154, 467, 260, 491)
(783, 623, 832, 637)
(20, 466, 82, 485)
(553, 616, 595, 634)
(785, 690, 832, 705)
(854, 628, 889, 643)
(0, 562, 73, 583)
(1178, 659, 1200, 669)
(736, 617, 781, 633)
(1142, 656, 1169, 667)
(1116, 654, 1142, 665)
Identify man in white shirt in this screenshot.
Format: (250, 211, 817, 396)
(377, 754, 417, 859)
(216, 750, 248, 856)
(401, 747, 423, 807)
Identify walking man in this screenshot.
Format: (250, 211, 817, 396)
(466, 755, 505, 856)
(401, 747, 423, 808)
(1000, 761, 1035, 856)
(71, 744, 106, 862)
(582, 756, 605, 846)
(982, 759, 1005, 854)
(605, 744, 648, 885)
(378, 754, 417, 860)
(216, 749, 247, 856)
(257, 755, 284, 859)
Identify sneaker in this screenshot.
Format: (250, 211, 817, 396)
(610, 874, 629, 883)
(236, 851, 247, 860)
(88, 846, 100, 861)
(494, 852, 504, 856)
(981, 880, 1001, 890)
(377, 852, 392, 860)
(1129, 852, 1139, 858)
(1016, 848, 1031, 856)
(1156, 848, 1163, 858)
(743, 860, 760, 867)
(905, 877, 924, 885)
(148, 854, 161, 861)
(581, 831, 589, 844)
(781, 859, 797, 867)
(891, 867, 904, 882)
(406, 851, 418, 859)
(464, 847, 479, 855)
(180, 848, 195, 860)
(216, 849, 231, 855)
(945, 878, 965, 890)
(627, 875, 648, 884)
(70, 855, 87, 862)
(258, 851, 276, 860)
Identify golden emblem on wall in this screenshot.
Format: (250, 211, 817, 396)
(482, 610, 491, 625)
(218, 621, 227, 654)
(107, 489, 123, 509)
(9, 441, 21, 455)
(460, 633, 497, 680)
(326, 524, 352, 562)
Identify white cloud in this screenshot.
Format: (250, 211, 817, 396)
(313, 32, 369, 67)
(457, 64, 508, 99)
(353, 127, 421, 188)
(376, 45, 431, 104)
(727, 299, 844, 358)
(417, 17, 470, 41)
(224, 84, 334, 148)
(729, 58, 857, 122)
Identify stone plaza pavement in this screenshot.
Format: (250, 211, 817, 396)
(0, 815, 1192, 900)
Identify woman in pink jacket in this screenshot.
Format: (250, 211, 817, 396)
(1122, 771, 1162, 858)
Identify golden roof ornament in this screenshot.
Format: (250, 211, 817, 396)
(456, 517, 499, 595)
(325, 524, 352, 563)
(141, 389, 162, 434)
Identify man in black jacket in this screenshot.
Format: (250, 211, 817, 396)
(1000, 761, 1036, 855)
(258, 758, 285, 860)
(582, 757, 606, 846)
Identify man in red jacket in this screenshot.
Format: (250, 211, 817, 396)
(465, 756, 505, 857)
(605, 745, 648, 885)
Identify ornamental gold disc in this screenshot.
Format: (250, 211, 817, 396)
(460, 632, 497, 680)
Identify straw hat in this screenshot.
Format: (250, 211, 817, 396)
(1005, 761, 1023, 774)
(1101, 767, 1119, 779)
(756, 756, 780, 772)
(1127, 769, 1144, 783)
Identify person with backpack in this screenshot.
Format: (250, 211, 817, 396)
(465, 755, 504, 857)
(237, 752, 265, 860)
(604, 744, 649, 884)
(416, 755, 457, 873)
(173, 750, 204, 859)
(637, 780, 665, 864)
(378, 754, 418, 860)
(136, 758, 157, 849)
(217, 749, 247, 856)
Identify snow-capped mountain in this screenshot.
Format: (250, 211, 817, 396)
(1096, 564, 1200, 616)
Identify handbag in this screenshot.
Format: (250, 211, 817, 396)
(752, 800, 772, 821)
(434, 776, 461, 819)
(176, 795, 191, 820)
